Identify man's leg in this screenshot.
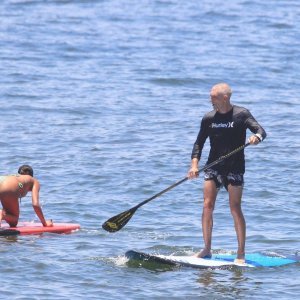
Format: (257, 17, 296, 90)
(195, 180, 218, 258)
(228, 184, 246, 262)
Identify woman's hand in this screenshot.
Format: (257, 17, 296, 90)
(44, 219, 53, 227)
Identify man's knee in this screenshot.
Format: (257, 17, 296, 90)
(230, 203, 243, 218)
(203, 198, 215, 211)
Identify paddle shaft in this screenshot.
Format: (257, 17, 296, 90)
(134, 143, 250, 210)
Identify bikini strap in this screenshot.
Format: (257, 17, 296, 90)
(18, 182, 24, 202)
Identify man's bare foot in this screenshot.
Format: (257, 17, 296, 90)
(234, 252, 245, 264)
(194, 248, 212, 258)
(234, 258, 246, 264)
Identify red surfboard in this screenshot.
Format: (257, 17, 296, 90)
(0, 222, 80, 236)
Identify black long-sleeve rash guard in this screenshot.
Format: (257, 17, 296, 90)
(191, 105, 267, 174)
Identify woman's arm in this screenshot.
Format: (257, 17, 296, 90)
(31, 179, 53, 227)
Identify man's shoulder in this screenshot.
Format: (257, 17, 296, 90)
(233, 105, 248, 113)
(203, 109, 217, 119)
(232, 105, 251, 117)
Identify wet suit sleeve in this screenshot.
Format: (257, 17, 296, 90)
(191, 116, 209, 160)
(244, 110, 267, 141)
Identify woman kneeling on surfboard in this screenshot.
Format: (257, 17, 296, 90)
(0, 165, 53, 228)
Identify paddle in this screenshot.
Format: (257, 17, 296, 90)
(102, 143, 250, 233)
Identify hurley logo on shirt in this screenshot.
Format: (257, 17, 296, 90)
(211, 122, 234, 128)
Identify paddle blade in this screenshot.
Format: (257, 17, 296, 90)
(102, 207, 138, 233)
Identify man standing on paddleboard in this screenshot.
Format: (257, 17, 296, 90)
(187, 83, 266, 264)
(0, 165, 53, 228)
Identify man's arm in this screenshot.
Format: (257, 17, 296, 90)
(188, 157, 200, 179)
(245, 110, 267, 144)
(188, 117, 209, 178)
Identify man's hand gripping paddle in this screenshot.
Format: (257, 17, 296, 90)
(102, 143, 250, 233)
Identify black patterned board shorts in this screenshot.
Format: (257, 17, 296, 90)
(204, 168, 244, 190)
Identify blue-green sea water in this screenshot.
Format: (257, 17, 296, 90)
(0, 0, 299, 299)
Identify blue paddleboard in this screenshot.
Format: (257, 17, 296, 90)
(126, 250, 299, 269)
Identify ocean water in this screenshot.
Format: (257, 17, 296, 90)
(0, 0, 299, 299)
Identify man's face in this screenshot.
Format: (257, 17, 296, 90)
(210, 89, 225, 110)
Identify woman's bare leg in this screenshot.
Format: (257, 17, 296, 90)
(1, 197, 20, 227)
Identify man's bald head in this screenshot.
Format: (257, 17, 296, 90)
(210, 83, 233, 113)
(210, 83, 232, 99)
